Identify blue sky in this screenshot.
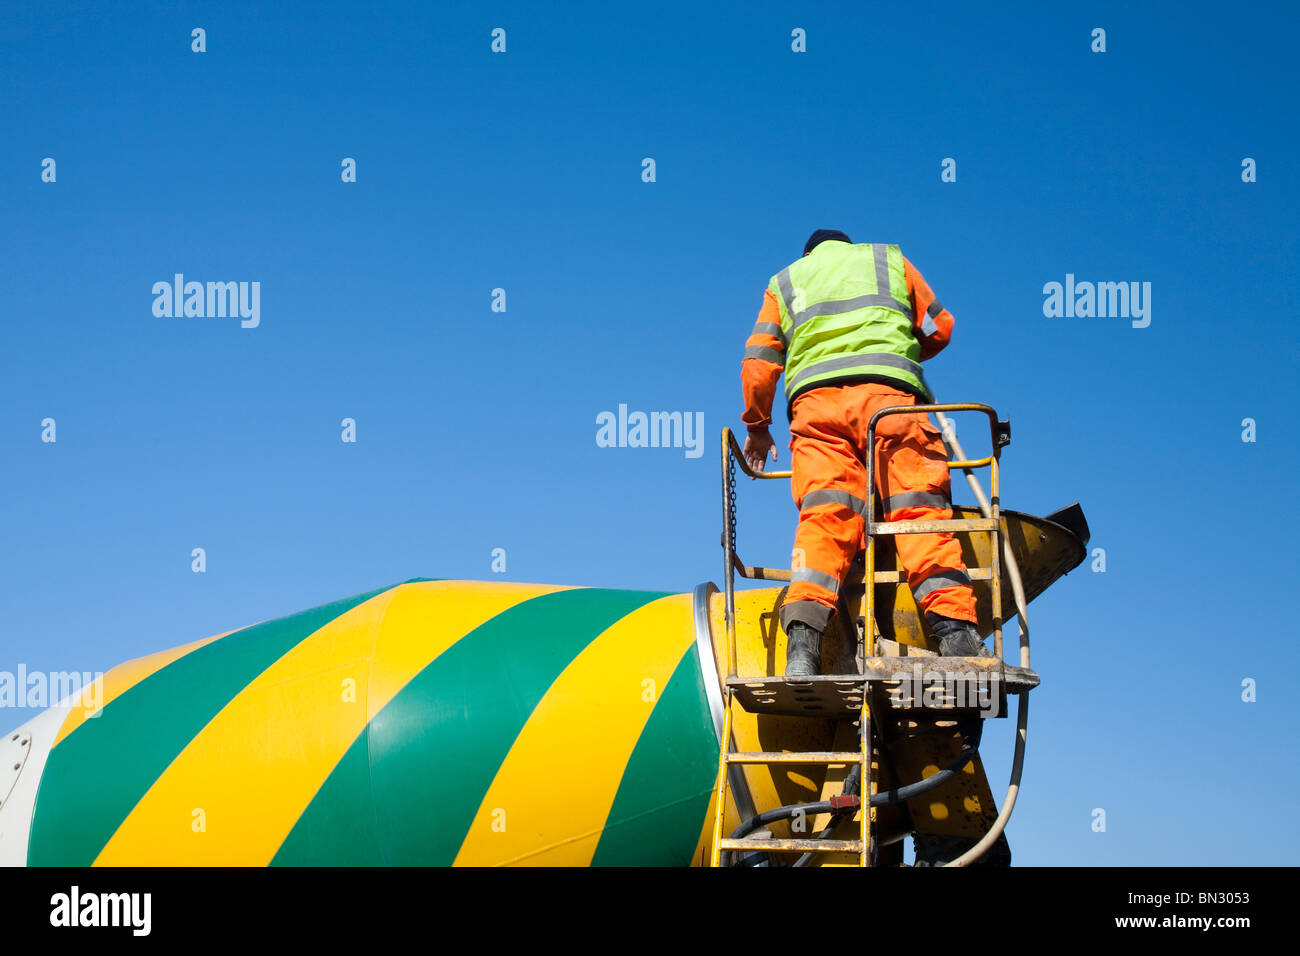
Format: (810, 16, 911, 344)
(2, 1, 1297, 864)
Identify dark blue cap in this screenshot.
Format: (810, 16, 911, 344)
(804, 229, 851, 255)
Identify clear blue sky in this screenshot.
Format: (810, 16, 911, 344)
(2, 1, 1297, 865)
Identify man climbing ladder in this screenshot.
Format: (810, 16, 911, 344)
(740, 229, 987, 676)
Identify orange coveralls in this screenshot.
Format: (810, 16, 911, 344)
(742, 257, 978, 633)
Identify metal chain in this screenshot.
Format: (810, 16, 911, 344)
(726, 453, 737, 552)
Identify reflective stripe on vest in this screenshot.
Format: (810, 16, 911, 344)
(768, 242, 931, 401)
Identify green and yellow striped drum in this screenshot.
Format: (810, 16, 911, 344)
(8, 580, 732, 867)
(1, 503, 1089, 866)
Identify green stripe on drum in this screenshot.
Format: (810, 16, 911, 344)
(26, 584, 396, 866)
(270, 728, 384, 866)
(273, 587, 669, 866)
(590, 642, 720, 866)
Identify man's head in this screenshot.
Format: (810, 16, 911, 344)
(803, 229, 851, 256)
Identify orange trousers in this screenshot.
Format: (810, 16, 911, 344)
(778, 382, 978, 633)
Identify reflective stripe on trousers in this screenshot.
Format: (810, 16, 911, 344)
(782, 382, 977, 629)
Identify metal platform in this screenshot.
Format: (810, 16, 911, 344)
(726, 675, 869, 717)
(726, 655, 1033, 718)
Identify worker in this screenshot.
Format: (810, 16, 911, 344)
(740, 229, 986, 677)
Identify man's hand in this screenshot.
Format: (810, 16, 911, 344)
(743, 427, 777, 475)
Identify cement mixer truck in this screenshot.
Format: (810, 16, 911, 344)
(0, 406, 1088, 867)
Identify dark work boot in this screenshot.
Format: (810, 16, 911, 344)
(784, 622, 823, 678)
(926, 613, 988, 658)
(925, 612, 1040, 689)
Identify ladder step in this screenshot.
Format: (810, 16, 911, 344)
(872, 567, 992, 584)
(726, 751, 864, 765)
(720, 838, 864, 853)
(736, 564, 792, 582)
(871, 518, 998, 535)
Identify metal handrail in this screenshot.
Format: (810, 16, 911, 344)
(720, 428, 790, 679)
(864, 403, 1006, 660)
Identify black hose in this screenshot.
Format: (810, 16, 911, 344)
(871, 721, 981, 805)
(727, 799, 837, 839)
(723, 721, 982, 868)
(789, 767, 862, 868)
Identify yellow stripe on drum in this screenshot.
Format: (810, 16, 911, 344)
(92, 580, 566, 866)
(53, 630, 237, 748)
(453, 592, 696, 866)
